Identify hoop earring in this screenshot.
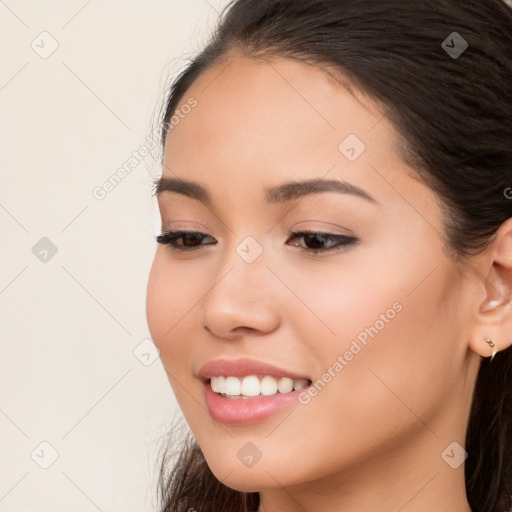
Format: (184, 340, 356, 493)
(485, 338, 499, 362)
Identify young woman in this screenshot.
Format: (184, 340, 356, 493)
(146, 1, 512, 511)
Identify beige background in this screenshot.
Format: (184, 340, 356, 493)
(2, 1, 511, 511)
(0, 1, 229, 511)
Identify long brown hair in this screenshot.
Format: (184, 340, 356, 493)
(154, 1, 512, 510)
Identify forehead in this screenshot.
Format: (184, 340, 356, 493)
(160, 54, 423, 220)
(163, 54, 395, 166)
(158, 55, 447, 246)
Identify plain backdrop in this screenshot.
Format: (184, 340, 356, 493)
(4, 1, 512, 511)
(0, 1, 230, 510)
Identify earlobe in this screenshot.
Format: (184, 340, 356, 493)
(468, 217, 512, 359)
(469, 335, 503, 360)
(484, 338, 499, 362)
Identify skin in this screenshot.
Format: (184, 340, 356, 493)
(146, 54, 512, 512)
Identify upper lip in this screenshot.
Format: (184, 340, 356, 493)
(198, 358, 311, 381)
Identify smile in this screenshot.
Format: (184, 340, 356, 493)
(210, 375, 310, 398)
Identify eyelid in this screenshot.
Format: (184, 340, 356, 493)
(160, 220, 211, 232)
(156, 228, 358, 256)
(290, 220, 355, 237)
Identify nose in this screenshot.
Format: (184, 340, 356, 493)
(200, 251, 281, 340)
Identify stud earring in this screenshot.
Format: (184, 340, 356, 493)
(485, 338, 499, 362)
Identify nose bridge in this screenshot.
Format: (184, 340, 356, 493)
(214, 220, 269, 279)
(208, 232, 269, 305)
(200, 232, 280, 337)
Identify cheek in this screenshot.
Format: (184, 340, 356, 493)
(146, 256, 170, 345)
(146, 254, 200, 362)
(298, 260, 460, 445)
(146, 256, 208, 419)
(275, 249, 460, 429)
(271, 254, 407, 357)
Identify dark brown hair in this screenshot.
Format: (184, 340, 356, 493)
(155, 1, 512, 510)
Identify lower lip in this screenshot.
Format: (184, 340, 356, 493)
(203, 381, 308, 425)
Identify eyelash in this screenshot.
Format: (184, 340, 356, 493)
(155, 229, 358, 256)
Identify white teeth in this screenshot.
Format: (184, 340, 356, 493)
(211, 376, 225, 393)
(210, 375, 310, 397)
(277, 377, 294, 393)
(224, 376, 241, 396)
(240, 375, 260, 397)
(260, 375, 278, 396)
(293, 378, 309, 391)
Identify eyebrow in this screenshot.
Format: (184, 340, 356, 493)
(153, 177, 377, 204)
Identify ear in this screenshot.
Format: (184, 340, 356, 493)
(468, 217, 512, 359)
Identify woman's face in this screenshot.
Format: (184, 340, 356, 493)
(146, 55, 480, 493)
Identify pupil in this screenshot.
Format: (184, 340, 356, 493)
(306, 234, 324, 249)
(183, 233, 201, 247)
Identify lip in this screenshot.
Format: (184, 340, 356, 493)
(198, 358, 312, 425)
(203, 382, 310, 425)
(197, 357, 311, 381)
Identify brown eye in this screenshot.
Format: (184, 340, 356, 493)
(156, 231, 216, 251)
(287, 231, 358, 255)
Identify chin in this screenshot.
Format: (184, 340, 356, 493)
(211, 468, 272, 493)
